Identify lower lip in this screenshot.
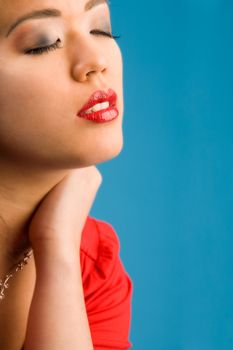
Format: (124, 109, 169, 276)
(77, 106, 119, 123)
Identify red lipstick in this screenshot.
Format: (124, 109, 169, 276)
(77, 88, 119, 123)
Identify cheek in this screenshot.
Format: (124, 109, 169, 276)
(107, 43, 124, 110)
(0, 65, 73, 163)
(109, 43, 123, 81)
(0, 64, 70, 130)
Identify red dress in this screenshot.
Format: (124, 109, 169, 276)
(21, 216, 133, 350)
(80, 216, 133, 349)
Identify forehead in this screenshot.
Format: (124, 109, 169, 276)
(0, 0, 108, 34)
(0, 1, 60, 34)
(0, 0, 108, 15)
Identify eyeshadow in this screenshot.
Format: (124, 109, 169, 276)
(34, 34, 51, 47)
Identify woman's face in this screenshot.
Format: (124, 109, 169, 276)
(0, 0, 123, 170)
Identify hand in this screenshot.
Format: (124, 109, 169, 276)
(28, 166, 102, 250)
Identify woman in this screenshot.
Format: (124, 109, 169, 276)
(0, 0, 133, 349)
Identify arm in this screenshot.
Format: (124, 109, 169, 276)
(24, 242, 93, 350)
(23, 166, 102, 349)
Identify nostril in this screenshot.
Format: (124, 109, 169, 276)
(87, 70, 95, 76)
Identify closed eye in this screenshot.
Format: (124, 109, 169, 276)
(24, 38, 63, 55)
(90, 29, 121, 39)
(24, 30, 121, 56)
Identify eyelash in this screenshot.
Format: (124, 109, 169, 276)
(24, 30, 121, 55)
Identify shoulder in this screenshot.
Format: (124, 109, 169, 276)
(79, 215, 129, 287)
(80, 215, 120, 262)
(79, 215, 133, 349)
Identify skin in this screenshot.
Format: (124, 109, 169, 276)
(0, 0, 123, 272)
(0, 0, 124, 348)
(0, 167, 103, 349)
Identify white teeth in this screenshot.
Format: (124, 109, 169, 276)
(102, 102, 110, 108)
(84, 101, 110, 114)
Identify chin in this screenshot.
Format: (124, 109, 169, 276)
(92, 141, 123, 164)
(80, 137, 124, 167)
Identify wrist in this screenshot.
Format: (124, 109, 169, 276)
(32, 239, 80, 273)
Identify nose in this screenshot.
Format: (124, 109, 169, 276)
(70, 34, 108, 82)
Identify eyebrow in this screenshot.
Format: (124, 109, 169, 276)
(5, 0, 109, 37)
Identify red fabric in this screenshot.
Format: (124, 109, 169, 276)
(80, 216, 133, 350)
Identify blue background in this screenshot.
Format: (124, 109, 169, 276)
(91, 1, 233, 349)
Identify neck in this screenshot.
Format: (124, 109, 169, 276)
(0, 159, 69, 277)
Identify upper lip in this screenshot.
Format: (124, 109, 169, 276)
(77, 88, 117, 116)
